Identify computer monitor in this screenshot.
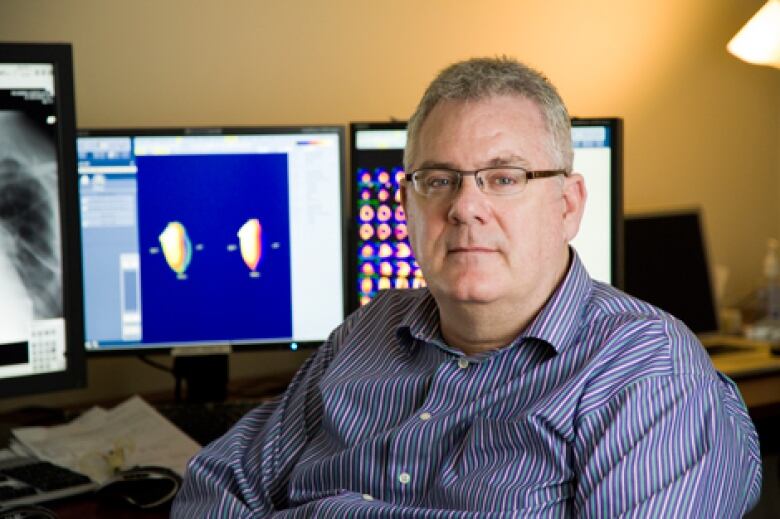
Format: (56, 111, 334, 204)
(623, 209, 719, 335)
(77, 127, 346, 363)
(349, 118, 623, 309)
(0, 43, 86, 398)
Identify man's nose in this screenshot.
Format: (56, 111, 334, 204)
(447, 174, 490, 224)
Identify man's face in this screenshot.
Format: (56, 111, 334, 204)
(401, 95, 585, 308)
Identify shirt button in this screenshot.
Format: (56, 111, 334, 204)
(419, 412, 432, 421)
(362, 494, 374, 501)
(457, 358, 469, 369)
(398, 472, 411, 484)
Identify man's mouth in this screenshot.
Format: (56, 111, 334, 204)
(448, 246, 497, 254)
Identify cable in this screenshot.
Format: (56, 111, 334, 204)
(136, 354, 174, 375)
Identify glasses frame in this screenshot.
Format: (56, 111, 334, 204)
(404, 166, 568, 197)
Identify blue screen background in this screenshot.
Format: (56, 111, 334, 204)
(135, 153, 292, 343)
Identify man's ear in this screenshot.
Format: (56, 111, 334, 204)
(400, 179, 409, 216)
(562, 173, 587, 242)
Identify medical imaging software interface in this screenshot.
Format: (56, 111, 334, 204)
(0, 63, 68, 377)
(354, 123, 615, 306)
(77, 130, 344, 351)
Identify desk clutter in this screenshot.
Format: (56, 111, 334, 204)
(9, 396, 199, 485)
(0, 396, 201, 510)
(0, 394, 268, 511)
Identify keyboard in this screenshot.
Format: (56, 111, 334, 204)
(0, 457, 97, 509)
(156, 400, 264, 446)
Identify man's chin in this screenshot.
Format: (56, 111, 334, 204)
(430, 277, 503, 306)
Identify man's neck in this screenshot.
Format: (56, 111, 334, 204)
(438, 303, 528, 356)
(436, 253, 571, 357)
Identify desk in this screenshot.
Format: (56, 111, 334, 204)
(708, 346, 780, 410)
(48, 498, 170, 519)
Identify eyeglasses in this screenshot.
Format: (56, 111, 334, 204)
(404, 166, 568, 198)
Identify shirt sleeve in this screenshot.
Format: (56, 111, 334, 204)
(572, 372, 762, 518)
(170, 331, 339, 518)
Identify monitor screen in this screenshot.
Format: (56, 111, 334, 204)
(0, 43, 86, 397)
(349, 119, 623, 309)
(77, 127, 346, 353)
(624, 210, 719, 335)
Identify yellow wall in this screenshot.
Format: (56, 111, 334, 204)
(1, 0, 778, 409)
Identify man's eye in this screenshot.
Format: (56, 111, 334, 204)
(424, 173, 454, 189)
(487, 172, 520, 186)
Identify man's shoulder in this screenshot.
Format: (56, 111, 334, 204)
(563, 281, 721, 422)
(587, 280, 669, 324)
(581, 281, 714, 379)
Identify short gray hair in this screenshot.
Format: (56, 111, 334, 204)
(404, 56, 573, 172)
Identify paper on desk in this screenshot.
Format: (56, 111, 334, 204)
(0, 448, 22, 461)
(10, 395, 201, 484)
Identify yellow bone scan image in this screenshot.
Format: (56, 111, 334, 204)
(238, 218, 262, 277)
(158, 221, 192, 278)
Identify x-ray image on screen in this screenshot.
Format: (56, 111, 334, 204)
(0, 43, 86, 398)
(0, 93, 62, 346)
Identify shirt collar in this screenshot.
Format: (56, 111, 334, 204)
(518, 249, 592, 354)
(396, 289, 440, 345)
(395, 249, 593, 355)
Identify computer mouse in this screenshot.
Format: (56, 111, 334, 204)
(95, 466, 182, 509)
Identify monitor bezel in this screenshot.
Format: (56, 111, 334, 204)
(0, 42, 87, 398)
(347, 118, 624, 312)
(571, 117, 624, 289)
(623, 208, 719, 335)
(77, 124, 349, 356)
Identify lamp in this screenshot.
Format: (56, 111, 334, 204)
(727, 0, 780, 69)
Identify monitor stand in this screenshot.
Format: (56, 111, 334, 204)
(171, 346, 231, 402)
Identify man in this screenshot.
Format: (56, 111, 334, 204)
(173, 57, 761, 517)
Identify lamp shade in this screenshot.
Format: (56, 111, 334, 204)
(727, 0, 780, 69)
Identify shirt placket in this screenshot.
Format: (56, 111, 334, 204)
(384, 353, 479, 503)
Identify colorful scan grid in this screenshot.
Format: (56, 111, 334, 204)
(356, 166, 425, 306)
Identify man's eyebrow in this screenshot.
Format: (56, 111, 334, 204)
(485, 155, 531, 167)
(414, 160, 458, 170)
(414, 155, 532, 170)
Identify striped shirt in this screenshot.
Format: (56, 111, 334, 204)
(172, 252, 761, 518)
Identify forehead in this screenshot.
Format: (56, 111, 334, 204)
(414, 95, 553, 168)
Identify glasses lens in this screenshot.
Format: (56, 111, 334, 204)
(414, 169, 459, 196)
(479, 168, 527, 195)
